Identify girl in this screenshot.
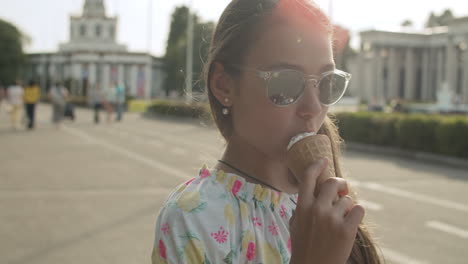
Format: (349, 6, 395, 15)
(152, 0, 382, 263)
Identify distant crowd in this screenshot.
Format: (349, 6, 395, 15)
(0, 80, 126, 131)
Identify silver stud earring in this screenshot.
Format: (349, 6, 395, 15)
(222, 98, 230, 115)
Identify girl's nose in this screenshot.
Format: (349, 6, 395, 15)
(296, 80, 325, 120)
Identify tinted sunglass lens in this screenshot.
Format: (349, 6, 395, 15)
(268, 71, 304, 105)
(319, 73, 346, 105)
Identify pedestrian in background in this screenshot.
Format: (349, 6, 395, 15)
(0, 82, 6, 115)
(23, 80, 41, 130)
(90, 84, 103, 124)
(48, 82, 68, 129)
(103, 83, 117, 123)
(115, 82, 125, 121)
(7, 80, 24, 130)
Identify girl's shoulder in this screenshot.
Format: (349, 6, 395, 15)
(160, 165, 298, 217)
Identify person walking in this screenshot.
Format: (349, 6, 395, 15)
(103, 83, 117, 123)
(48, 82, 68, 129)
(89, 84, 103, 124)
(7, 80, 24, 130)
(23, 80, 41, 130)
(0, 82, 6, 114)
(115, 82, 125, 122)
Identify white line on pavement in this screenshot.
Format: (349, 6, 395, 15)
(359, 200, 383, 211)
(63, 126, 191, 181)
(381, 247, 431, 264)
(426, 220, 468, 239)
(350, 180, 468, 213)
(117, 126, 223, 154)
(0, 188, 172, 198)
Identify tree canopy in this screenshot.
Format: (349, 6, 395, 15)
(425, 9, 454, 28)
(163, 6, 214, 97)
(0, 18, 27, 86)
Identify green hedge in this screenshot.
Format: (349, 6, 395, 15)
(335, 112, 468, 159)
(146, 100, 468, 159)
(146, 100, 212, 120)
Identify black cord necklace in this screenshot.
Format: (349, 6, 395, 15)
(217, 159, 297, 205)
(218, 159, 282, 192)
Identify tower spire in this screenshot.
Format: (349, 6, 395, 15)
(83, 0, 106, 18)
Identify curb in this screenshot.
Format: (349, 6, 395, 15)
(344, 142, 468, 170)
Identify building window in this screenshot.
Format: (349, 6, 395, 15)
(80, 24, 86, 37)
(95, 24, 101, 37)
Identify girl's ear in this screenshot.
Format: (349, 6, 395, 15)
(209, 62, 234, 107)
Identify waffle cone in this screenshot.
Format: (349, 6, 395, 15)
(286, 134, 335, 180)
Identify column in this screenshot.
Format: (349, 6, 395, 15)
(363, 54, 374, 103)
(388, 47, 399, 99)
(73, 63, 81, 95)
(463, 48, 468, 103)
(103, 63, 110, 90)
(73, 63, 81, 80)
(421, 49, 430, 101)
(49, 63, 56, 82)
(404, 47, 415, 100)
(445, 37, 457, 94)
(89, 63, 96, 91)
(427, 48, 436, 101)
(118, 64, 125, 86)
(436, 48, 444, 93)
(374, 47, 384, 103)
(145, 63, 152, 99)
(130, 64, 138, 97)
(37, 64, 46, 91)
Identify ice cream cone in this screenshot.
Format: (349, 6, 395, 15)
(286, 134, 335, 181)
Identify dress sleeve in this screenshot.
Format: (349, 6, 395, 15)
(152, 191, 236, 264)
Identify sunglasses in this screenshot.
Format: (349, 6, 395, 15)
(227, 65, 351, 106)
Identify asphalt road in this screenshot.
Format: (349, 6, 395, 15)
(0, 104, 467, 264)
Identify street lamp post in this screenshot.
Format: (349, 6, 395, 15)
(185, 0, 194, 102)
(147, 0, 153, 54)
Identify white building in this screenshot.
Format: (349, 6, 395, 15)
(349, 16, 468, 105)
(26, 0, 165, 100)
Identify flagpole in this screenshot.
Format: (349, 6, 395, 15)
(185, 0, 194, 102)
(147, 0, 153, 53)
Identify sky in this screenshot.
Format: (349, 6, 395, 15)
(0, 0, 466, 57)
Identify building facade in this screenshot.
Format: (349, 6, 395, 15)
(26, 0, 165, 100)
(349, 16, 468, 105)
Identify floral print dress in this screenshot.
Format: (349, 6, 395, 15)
(152, 165, 298, 264)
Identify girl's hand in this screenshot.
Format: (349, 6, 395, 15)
(289, 159, 365, 264)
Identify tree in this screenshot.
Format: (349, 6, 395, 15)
(333, 25, 355, 72)
(0, 19, 27, 86)
(425, 9, 454, 28)
(401, 19, 413, 27)
(163, 6, 214, 97)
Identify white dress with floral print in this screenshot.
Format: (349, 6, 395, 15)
(152, 165, 298, 264)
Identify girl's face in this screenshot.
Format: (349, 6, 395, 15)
(230, 15, 333, 161)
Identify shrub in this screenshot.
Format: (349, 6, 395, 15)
(335, 112, 468, 159)
(146, 100, 468, 159)
(146, 99, 212, 120)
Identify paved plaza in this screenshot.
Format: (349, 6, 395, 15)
(1, 104, 467, 264)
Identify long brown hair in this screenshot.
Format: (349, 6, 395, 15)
(204, 0, 383, 263)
